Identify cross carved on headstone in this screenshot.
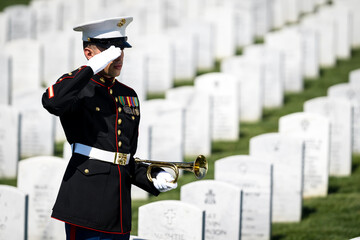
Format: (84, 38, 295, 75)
(204, 189, 216, 204)
(301, 119, 310, 131)
(164, 208, 176, 225)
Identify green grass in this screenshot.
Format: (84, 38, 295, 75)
(0, 0, 30, 11)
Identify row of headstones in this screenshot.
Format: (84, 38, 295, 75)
(1, 0, 351, 105)
(1, 53, 358, 240)
(0, 0, 356, 139)
(0, 0, 333, 44)
(0, 149, 307, 240)
(0, 0, 358, 177)
(132, 66, 360, 165)
(132, 91, 358, 239)
(128, 69, 360, 239)
(0, 104, 358, 240)
(1, 71, 358, 239)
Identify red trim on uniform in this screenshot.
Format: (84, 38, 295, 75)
(56, 66, 86, 84)
(70, 224, 76, 240)
(113, 94, 119, 152)
(91, 78, 107, 87)
(48, 86, 54, 99)
(51, 217, 131, 235)
(117, 165, 123, 232)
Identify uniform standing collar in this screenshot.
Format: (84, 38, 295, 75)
(93, 74, 116, 87)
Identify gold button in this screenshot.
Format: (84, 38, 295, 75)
(110, 89, 113, 94)
(118, 107, 122, 113)
(68, 72, 72, 76)
(115, 98, 118, 102)
(84, 169, 89, 174)
(96, 107, 100, 111)
(87, 37, 91, 41)
(100, 77, 105, 83)
(118, 130, 121, 135)
(118, 119, 122, 125)
(132, 116, 135, 120)
(118, 141, 122, 147)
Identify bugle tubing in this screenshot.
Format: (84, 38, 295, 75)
(134, 155, 208, 183)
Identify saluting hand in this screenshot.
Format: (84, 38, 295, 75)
(86, 45, 122, 74)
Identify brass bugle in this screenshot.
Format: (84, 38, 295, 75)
(134, 155, 208, 183)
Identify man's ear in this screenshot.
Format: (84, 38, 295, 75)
(84, 47, 95, 60)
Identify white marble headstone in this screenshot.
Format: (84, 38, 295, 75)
(138, 200, 205, 240)
(300, 0, 316, 14)
(166, 86, 211, 157)
(299, 26, 320, 79)
(167, 28, 197, 80)
(333, 0, 360, 48)
(40, 32, 75, 87)
(118, 49, 147, 102)
(30, 0, 62, 38)
(243, 44, 284, 108)
(233, 0, 256, 47)
(133, 35, 174, 94)
(253, 0, 272, 37)
(265, 28, 303, 92)
(0, 54, 11, 105)
(181, 180, 242, 240)
(17, 156, 67, 240)
(304, 97, 352, 176)
(250, 133, 304, 222)
(13, 89, 56, 158)
(188, 21, 215, 71)
(300, 14, 336, 68)
(195, 73, 239, 141)
(136, 121, 151, 161)
(328, 83, 360, 154)
(202, 5, 236, 59)
(271, 0, 286, 29)
(5, 39, 42, 96)
(215, 155, 272, 240)
(317, 5, 352, 60)
(279, 112, 330, 198)
(0, 185, 28, 240)
(349, 69, 360, 86)
(60, 0, 85, 30)
(0, 13, 7, 45)
(129, 236, 146, 240)
(0, 105, 20, 179)
(221, 55, 264, 122)
(282, 0, 300, 23)
(162, 0, 184, 29)
(62, 142, 72, 161)
(140, 99, 184, 163)
(4, 5, 35, 41)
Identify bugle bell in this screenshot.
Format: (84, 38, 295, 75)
(134, 155, 208, 183)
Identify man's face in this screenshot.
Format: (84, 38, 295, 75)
(86, 45, 124, 78)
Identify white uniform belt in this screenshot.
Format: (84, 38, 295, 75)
(72, 143, 130, 165)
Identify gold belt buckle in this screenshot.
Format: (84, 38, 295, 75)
(114, 153, 127, 165)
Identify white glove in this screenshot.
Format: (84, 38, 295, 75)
(86, 45, 121, 74)
(153, 171, 178, 193)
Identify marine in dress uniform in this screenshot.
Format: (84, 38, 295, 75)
(42, 17, 177, 240)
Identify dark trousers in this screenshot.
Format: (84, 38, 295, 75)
(65, 223, 130, 240)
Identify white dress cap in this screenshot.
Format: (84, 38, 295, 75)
(73, 16, 133, 42)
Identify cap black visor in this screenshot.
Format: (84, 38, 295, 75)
(86, 37, 132, 49)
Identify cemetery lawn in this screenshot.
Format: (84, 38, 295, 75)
(133, 47, 360, 239)
(0, 0, 29, 11)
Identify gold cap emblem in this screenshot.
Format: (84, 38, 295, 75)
(117, 19, 126, 27)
